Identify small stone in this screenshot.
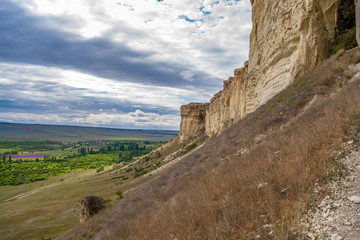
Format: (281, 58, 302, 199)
(257, 183, 268, 189)
(348, 140, 354, 145)
(349, 196, 360, 204)
(330, 233, 343, 240)
(333, 202, 341, 208)
(344, 221, 352, 226)
(281, 187, 289, 194)
(307, 233, 314, 239)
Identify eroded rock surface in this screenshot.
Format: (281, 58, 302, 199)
(179, 0, 341, 141)
(179, 103, 208, 141)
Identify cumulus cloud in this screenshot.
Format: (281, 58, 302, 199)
(0, 0, 252, 130)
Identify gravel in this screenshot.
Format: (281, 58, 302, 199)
(303, 144, 360, 240)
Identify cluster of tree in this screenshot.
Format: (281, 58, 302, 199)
(0, 140, 67, 152)
(0, 153, 118, 186)
(0, 143, 155, 185)
(98, 142, 145, 153)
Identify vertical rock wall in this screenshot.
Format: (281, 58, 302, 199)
(179, 0, 343, 141)
(204, 64, 248, 137)
(247, 0, 339, 111)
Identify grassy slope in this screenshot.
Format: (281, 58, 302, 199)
(0, 123, 178, 142)
(62, 47, 360, 239)
(0, 162, 166, 240)
(0, 124, 178, 239)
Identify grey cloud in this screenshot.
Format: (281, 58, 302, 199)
(0, 0, 221, 90)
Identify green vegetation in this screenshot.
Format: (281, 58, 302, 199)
(133, 168, 149, 178)
(332, 0, 357, 51)
(0, 140, 65, 152)
(0, 141, 157, 186)
(116, 190, 123, 199)
(184, 143, 197, 154)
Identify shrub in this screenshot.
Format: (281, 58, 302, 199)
(331, 0, 357, 51)
(116, 190, 123, 199)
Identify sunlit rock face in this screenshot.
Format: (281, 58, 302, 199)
(356, 0, 360, 46)
(179, 0, 341, 141)
(204, 65, 248, 137)
(179, 103, 209, 142)
(247, 0, 339, 112)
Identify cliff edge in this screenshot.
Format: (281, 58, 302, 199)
(179, 0, 359, 141)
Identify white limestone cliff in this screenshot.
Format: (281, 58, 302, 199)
(179, 0, 359, 141)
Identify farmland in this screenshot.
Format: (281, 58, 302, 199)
(0, 123, 177, 186)
(0, 122, 178, 239)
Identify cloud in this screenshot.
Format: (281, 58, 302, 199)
(0, 62, 212, 129)
(0, 110, 181, 130)
(0, 0, 222, 91)
(180, 71, 195, 82)
(0, 0, 252, 130)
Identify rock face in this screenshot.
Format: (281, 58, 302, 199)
(247, 0, 338, 110)
(79, 196, 106, 223)
(179, 103, 208, 141)
(179, 0, 342, 141)
(356, 0, 360, 46)
(205, 65, 248, 137)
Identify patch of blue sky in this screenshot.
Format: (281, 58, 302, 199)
(211, 1, 220, 7)
(178, 15, 203, 23)
(199, 6, 211, 15)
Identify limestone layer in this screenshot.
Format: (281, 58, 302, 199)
(179, 0, 347, 141)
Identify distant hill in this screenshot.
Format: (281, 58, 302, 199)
(0, 122, 178, 142)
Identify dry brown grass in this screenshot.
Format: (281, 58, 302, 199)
(62, 48, 360, 240)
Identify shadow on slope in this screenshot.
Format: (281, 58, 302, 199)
(62, 47, 360, 239)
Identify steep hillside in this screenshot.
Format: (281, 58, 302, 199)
(63, 47, 360, 240)
(58, 1, 360, 239)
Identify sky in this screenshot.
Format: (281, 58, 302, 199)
(0, 0, 252, 130)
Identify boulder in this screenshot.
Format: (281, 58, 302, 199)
(79, 196, 106, 222)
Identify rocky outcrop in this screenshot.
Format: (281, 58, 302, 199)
(179, 0, 343, 141)
(179, 103, 208, 141)
(356, 0, 360, 46)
